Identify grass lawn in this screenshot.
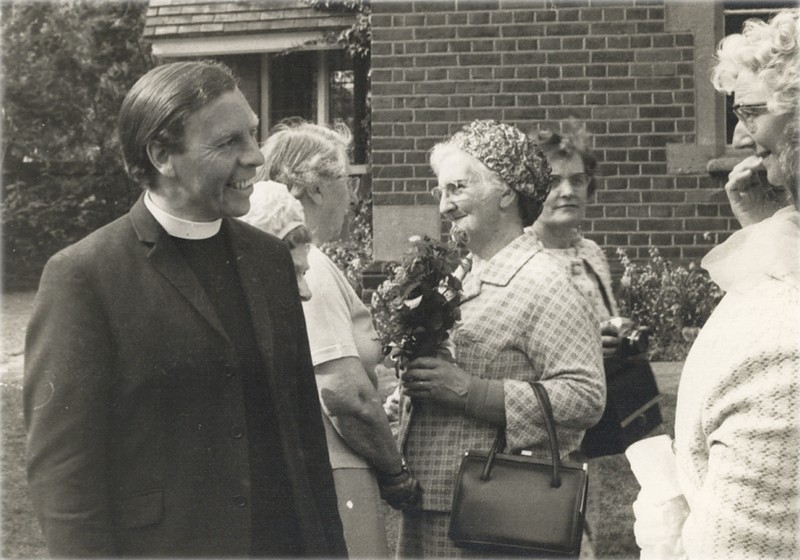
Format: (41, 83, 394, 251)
(586, 388, 677, 558)
(1, 290, 681, 558)
(2, 291, 47, 557)
(2, 377, 47, 557)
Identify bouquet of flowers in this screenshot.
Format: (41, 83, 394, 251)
(371, 235, 466, 374)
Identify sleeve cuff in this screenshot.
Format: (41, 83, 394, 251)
(464, 376, 505, 419)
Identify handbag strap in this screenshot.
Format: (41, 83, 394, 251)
(530, 382, 562, 488)
(482, 382, 562, 488)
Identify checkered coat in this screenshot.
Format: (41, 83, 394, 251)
(398, 233, 605, 511)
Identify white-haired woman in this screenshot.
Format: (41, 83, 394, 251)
(242, 120, 420, 559)
(712, 9, 797, 226)
(631, 10, 799, 559)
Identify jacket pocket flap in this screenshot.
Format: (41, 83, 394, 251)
(117, 489, 163, 529)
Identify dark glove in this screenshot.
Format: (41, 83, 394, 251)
(377, 467, 422, 511)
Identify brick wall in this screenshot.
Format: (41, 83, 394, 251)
(370, 0, 734, 272)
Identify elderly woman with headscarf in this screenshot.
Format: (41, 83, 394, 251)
(628, 9, 799, 559)
(397, 119, 605, 557)
(241, 121, 420, 559)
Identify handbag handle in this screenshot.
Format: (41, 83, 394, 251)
(480, 382, 562, 488)
(531, 382, 562, 488)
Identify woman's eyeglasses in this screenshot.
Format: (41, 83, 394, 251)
(732, 103, 769, 131)
(334, 174, 361, 196)
(431, 181, 468, 202)
(549, 173, 590, 191)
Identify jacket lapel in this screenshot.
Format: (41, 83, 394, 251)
(129, 194, 229, 343)
(225, 220, 274, 369)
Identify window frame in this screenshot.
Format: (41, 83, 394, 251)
(151, 33, 367, 175)
(665, 3, 793, 175)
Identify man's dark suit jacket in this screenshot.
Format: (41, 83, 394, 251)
(24, 195, 346, 557)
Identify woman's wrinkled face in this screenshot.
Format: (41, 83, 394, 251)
(433, 150, 504, 248)
(732, 70, 793, 187)
(290, 243, 312, 302)
(536, 153, 589, 232)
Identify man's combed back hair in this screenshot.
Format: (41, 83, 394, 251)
(118, 60, 238, 187)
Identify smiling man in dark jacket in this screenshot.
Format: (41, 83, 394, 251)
(24, 60, 347, 558)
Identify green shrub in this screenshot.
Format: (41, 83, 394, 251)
(2, 170, 141, 287)
(2, 1, 153, 289)
(616, 247, 724, 361)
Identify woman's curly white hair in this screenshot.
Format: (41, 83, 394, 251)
(711, 8, 799, 114)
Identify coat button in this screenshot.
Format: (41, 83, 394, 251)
(230, 425, 244, 439)
(233, 494, 247, 507)
(223, 365, 236, 378)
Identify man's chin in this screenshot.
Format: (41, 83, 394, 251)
(226, 201, 251, 218)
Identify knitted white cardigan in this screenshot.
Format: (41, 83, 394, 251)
(674, 206, 800, 559)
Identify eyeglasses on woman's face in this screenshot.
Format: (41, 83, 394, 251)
(431, 180, 469, 202)
(732, 102, 769, 132)
(331, 173, 360, 200)
(548, 172, 590, 192)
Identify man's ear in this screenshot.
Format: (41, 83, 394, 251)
(499, 186, 517, 210)
(146, 141, 176, 179)
(306, 181, 324, 205)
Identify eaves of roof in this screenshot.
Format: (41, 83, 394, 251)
(144, 1, 355, 39)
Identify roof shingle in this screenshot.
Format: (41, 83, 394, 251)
(144, 0, 354, 39)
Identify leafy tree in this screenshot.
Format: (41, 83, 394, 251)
(305, 0, 370, 59)
(2, 1, 153, 288)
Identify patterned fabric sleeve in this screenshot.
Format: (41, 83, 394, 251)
(682, 348, 800, 558)
(504, 274, 605, 455)
(675, 264, 800, 559)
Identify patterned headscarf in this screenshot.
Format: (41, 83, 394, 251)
(449, 119, 551, 207)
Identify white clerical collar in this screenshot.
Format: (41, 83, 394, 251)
(144, 191, 222, 239)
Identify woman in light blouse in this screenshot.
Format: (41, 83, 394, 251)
(529, 120, 620, 351)
(398, 119, 605, 557)
(242, 121, 420, 559)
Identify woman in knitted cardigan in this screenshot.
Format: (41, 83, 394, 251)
(634, 9, 799, 559)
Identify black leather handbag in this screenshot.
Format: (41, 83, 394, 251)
(449, 382, 588, 557)
(580, 273, 664, 459)
(580, 352, 664, 459)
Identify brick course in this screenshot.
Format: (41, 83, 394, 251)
(371, 0, 727, 273)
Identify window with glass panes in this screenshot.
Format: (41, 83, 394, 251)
(265, 49, 367, 165)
